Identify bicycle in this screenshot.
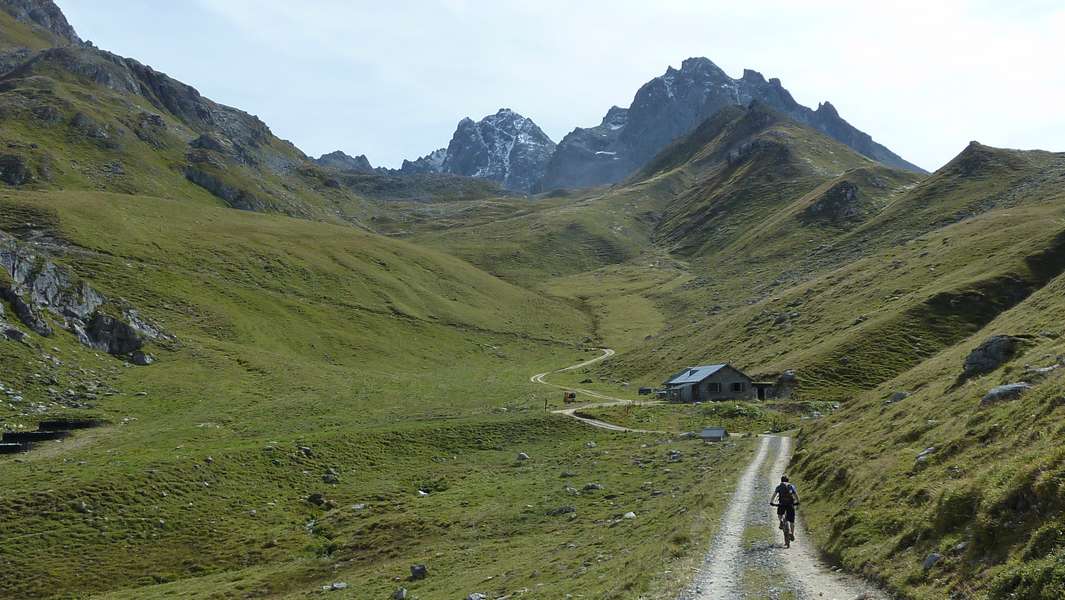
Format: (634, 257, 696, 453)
(770, 502, 799, 548)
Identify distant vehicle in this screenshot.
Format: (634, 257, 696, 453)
(638, 387, 653, 395)
(563, 391, 578, 403)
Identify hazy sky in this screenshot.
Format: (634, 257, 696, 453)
(60, 1, 1064, 171)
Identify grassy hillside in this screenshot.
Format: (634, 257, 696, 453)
(0, 190, 764, 598)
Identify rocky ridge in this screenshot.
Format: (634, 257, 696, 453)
(539, 57, 923, 190)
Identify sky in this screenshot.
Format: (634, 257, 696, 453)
(59, 0, 1065, 171)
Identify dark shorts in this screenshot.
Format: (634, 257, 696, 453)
(777, 504, 795, 523)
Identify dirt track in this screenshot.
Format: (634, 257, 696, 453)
(533, 351, 889, 599)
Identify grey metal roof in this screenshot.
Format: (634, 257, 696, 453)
(700, 427, 727, 438)
(665, 364, 727, 385)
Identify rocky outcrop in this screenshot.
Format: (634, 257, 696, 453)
(963, 335, 1026, 377)
(541, 57, 923, 190)
(404, 109, 556, 193)
(182, 165, 266, 211)
(0, 0, 82, 46)
(0, 153, 32, 185)
(315, 150, 372, 172)
(801, 180, 862, 224)
(0, 230, 168, 361)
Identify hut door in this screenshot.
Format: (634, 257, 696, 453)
(690, 384, 701, 402)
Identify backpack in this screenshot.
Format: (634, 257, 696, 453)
(778, 483, 796, 505)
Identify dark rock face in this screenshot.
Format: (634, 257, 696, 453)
(542, 57, 923, 190)
(84, 313, 142, 354)
(0, 154, 32, 185)
(538, 106, 634, 190)
(404, 109, 555, 192)
(182, 165, 266, 211)
(964, 335, 1025, 377)
(315, 150, 372, 172)
(0, 0, 82, 46)
(439, 109, 556, 193)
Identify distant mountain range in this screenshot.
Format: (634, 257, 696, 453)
(368, 57, 924, 193)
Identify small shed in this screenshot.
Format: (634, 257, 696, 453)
(699, 427, 728, 442)
(662, 364, 756, 402)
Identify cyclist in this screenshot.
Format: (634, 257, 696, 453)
(770, 475, 800, 548)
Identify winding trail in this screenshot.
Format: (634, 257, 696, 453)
(532, 350, 889, 600)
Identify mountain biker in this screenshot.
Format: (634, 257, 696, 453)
(770, 475, 800, 548)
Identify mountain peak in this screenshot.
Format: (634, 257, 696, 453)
(542, 56, 924, 189)
(741, 68, 767, 84)
(315, 150, 372, 172)
(419, 109, 555, 193)
(815, 101, 839, 118)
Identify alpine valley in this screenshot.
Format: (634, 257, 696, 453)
(1, 2, 1064, 600)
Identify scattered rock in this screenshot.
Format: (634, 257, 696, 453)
(516, 452, 530, 461)
(964, 335, 1024, 377)
(466, 594, 488, 600)
(922, 552, 943, 570)
(582, 483, 603, 491)
(393, 588, 408, 600)
(668, 450, 682, 462)
(417, 489, 429, 497)
(981, 383, 1031, 405)
(306, 492, 327, 506)
(585, 441, 597, 448)
(915, 447, 936, 463)
(73, 500, 91, 514)
(560, 470, 576, 478)
(323, 468, 340, 484)
(298, 446, 313, 457)
(622, 511, 636, 519)
(547, 505, 576, 516)
(409, 564, 428, 580)
(886, 391, 910, 403)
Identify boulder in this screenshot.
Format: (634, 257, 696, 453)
(323, 468, 339, 484)
(393, 588, 408, 600)
(915, 447, 935, 463)
(130, 350, 154, 366)
(409, 564, 428, 580)
(466, 594, 488, 600)
(981, 383, 1031, 405)
(887, 391, 910, 403)
(964, 335, 1024, 377)
(922, 552, 943, 570)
